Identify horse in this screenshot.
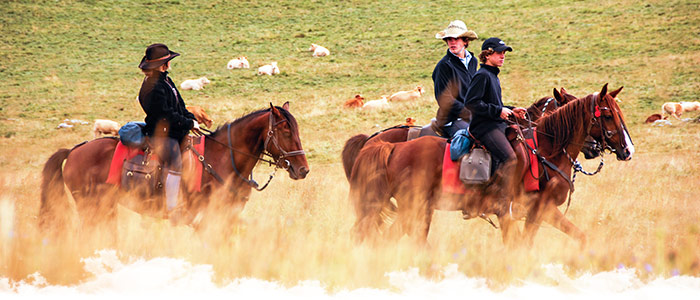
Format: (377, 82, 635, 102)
(39, 102, 309, 239)
(342, 88, 580, 180)
(348, 84, 633, 248)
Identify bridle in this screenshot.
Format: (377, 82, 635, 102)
(192, 109, 305, 191)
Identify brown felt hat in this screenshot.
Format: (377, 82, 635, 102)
(138, 43, 180, 70)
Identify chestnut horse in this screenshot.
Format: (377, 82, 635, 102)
(348, 84, 633, 248)
(40, 102, 309, 237)
(342, 88, 580, 180)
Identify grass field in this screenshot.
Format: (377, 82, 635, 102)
(1, 0, 699, 289)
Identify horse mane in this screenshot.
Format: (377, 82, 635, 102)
(538, 94, 594, 151)
(208, 106, 298, 138)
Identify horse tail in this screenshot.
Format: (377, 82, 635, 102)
(341, 134, 369, 180)
(39, 148, 71, 233)
(348, 141, 395, 243)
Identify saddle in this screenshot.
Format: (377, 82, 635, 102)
(407, 119, 442, 141)
(442, 125, 540, 194)
(106, 135, 206, 197)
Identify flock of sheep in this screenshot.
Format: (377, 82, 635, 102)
(645, 101, 700, 126)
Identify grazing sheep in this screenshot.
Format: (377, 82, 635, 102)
(227, 56, 250, 69)
(257, 62, 279, 75)
(308, 43, 330, 57)
(362, 96, 390, 110)
(186, 105, 213, 128)
(662, 101, 700, 119)
(93, 119, 119, 138)
(344, 94, 365, 108)
(389, 86, 424, 102)
(56, 122, 73, 129)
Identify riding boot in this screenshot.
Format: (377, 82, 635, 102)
(489, 160, 518, 217)
(165, 171, 186, 224)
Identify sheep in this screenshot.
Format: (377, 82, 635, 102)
(403, 117, 416, 126)
(227, 56, 250, 69)
(389, 86, 424, 102)
(180, 77, 211, 90)
(644, 113, 667, 124)
(93, 119, 119, 138)
(308, 43, 330, 57)
(257, 62, 279, 75)
(343, 94, 365, 108)
(186, 105, 213, 128)
(662, 101, 700, 119)
(362, 96, 390, 110)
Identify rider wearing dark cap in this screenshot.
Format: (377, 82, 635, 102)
(465, 37, 526, 215)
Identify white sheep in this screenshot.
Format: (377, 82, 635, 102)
(389, 86, 424, 102)
(362, 96, 390, 110)
(308, 43, 330, 57)
(93, 119, 119, 138)
(180, 77, 211, 90)
(257, 62, 279, 75)
(227, 56, 250, 69)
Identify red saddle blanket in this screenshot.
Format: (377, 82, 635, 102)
(441, 132, 540, 195)
(106, 136, 205, 192)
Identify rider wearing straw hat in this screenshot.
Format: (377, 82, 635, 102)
(138, 43, 199, 223)
(432, 20, 478, 138)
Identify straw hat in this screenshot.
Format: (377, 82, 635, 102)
(435, 20, 478, 40)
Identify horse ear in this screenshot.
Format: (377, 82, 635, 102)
(599, 83, 609, 99)
(282, 101, 290, 111)
(553, 88, 563, 102)
(560, 87, 568, 94)
(270, 102, 281, 117)
(609, 86, 624, 99)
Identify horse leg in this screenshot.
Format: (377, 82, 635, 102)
(498, 214, 522, 248)
(73, 184, 119, 246)
(542, 206, 587, 250)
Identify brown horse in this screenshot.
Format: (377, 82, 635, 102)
(348, 84, 633, 248)
(40, 102, 309, 238)
(342, 88, 580, 180)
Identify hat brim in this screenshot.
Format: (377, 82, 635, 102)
(492, 45, 513, 52)
(435, 30, 478, 40)
(138, 51, 180, 70)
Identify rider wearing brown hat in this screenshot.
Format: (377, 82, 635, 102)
(137, 43, 199, 223)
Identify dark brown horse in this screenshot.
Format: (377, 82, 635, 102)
(342, 88, 579, 180)
(40, 102, 309, 237)
(349, 84, 633, 248)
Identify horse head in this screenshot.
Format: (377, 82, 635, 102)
(265, 102, 310, 179)
(554, 88, 603, 159)
(588, 83, 634, 161)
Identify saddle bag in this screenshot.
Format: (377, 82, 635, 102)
(459, 147, 491, 184)
(118, 122, 147, 148)
(121, 153, 163, 197)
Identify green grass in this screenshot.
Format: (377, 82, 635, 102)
(1, 0, 700, 287)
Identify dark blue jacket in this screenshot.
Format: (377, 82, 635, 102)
(464, 64, 513, 138)
(138, 71, 195, 142)
(432, 49, 478, 130)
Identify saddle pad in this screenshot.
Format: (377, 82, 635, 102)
(523, 130, 540, 192)
(407, 127, 421, 141)
(441, 145, 467, 194)
(106, 141, 144, 186)
(185, 135, 205, 192)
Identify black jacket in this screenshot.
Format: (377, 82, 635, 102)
(432, 49, 478, 130)
(138, 71, 195, 142)
(464, 64, 512, 138)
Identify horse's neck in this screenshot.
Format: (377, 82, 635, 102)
(216, 113, 269, 175)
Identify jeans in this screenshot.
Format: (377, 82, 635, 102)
(477, 128, 515, 174)
(151, 136, 182, 172)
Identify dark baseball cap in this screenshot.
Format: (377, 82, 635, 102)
(481, 37, 513, 52)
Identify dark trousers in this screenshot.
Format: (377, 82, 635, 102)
(477, 128, 515, 174)
(440, 119, 470, 139)
(151, 136, 182, 173)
